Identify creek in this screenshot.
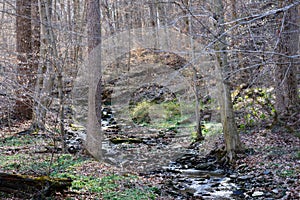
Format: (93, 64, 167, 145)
(158, 161, 245, 199)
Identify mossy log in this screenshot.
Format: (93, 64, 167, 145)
(0, 173, 72, 198)
(110, 137, 143, 144)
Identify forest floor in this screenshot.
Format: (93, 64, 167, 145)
(0, 119, 299, 199)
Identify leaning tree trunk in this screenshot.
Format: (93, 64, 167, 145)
(213, 0, 241, 163)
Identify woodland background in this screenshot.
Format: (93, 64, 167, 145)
(0, 0, 299, 199)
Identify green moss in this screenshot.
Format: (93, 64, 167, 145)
(130, 101, 152, 124)
(233, 87, 275, 128)
(70, 123, 85, 131)
(130, 100, 181, 129)
(202, 122, 223, 136)
(162, 101, 181, 121)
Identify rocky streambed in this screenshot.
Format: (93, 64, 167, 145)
(142, 146, 298, 200)
(142, 153, 242, 200)
(64, 119, 299, 200)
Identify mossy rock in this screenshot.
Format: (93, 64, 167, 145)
(129, 83, 180, 126)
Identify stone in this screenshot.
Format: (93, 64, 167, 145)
(232, 189, 244, 196)
(271, 189, 279, 194)
(237, 163, 247, 170)
(286, 178, 295, 184)
(211, 182, 219, 187)
(263, 169, 271, 175)
(265, 192, 272, 197)
(229, 174, 238, 179)
(237, 175, 253, 181)
(195, 163, 211, 170)
(252, 191, 264, 197)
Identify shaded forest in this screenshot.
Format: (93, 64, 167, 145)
(0, 0, 299, 199)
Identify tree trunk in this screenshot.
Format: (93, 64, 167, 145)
(31, 0, 40, 72)
(86, 0, 102, 160)
(32, 0, 56, 130)
(87, 0, 101, 53)
(15, 0, 34, 119)
(275, 1, 300, 120)
(184, 0, 204, 141)
(73, 0, 84, 69)
(213, 0, 241, 163)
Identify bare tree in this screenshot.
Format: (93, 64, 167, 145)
(213, 0, 242, 163)
(15, 0, 34, 119)
(274, 1, 299, 122)
(183, 0, 204, 141)
(87, 0, 101, 52)
(31, 0, 40, 71)
(32, 0, 56, 129)
(86, 0, 102, 160)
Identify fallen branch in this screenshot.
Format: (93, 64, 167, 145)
(110, 137, 143, 144)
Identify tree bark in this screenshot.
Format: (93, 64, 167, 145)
(15, 0, 34, 119)
(32, 0, 56, 130)
(275, 1, 300, 120)
(213, 0, 241, 163)
(86, 0, 102, 160)
(87, 0, 101, 53)
(184, 0, 204, 141)
(31, 0, 40, 72)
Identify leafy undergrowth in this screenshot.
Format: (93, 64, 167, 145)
(1, 120, 299, 199)
(0, 122, 163, 199)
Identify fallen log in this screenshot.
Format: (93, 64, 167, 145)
(110, 137, 143, 144)
(0, 172, 72, 198)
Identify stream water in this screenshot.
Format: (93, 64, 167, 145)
(161, 165, 243, 199)
(101, 133, 246, 199)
